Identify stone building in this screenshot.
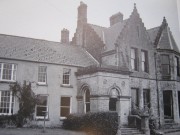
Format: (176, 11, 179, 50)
(0, 2, 180, 128)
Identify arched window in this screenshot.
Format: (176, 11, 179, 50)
(84, 88, 90, 113)
(109, 88, 119, 111)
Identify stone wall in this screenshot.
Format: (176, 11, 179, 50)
(77, 71, 130, 124)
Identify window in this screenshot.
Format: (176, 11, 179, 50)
(84, 89, 90, 113)
(0, 63, 17, 81)
(175, 56, 180, 76)
(143, 89, 150, 108)
(60, 97, 71, 118)
(36, 95, 48, 119)
(131, 88, 139, 109)
(161, 55, 170, 75)
(131, 48, 138, 71)
(38, 66, 47, 84)
(141, 50, 148, 72)
(63, 69, 71, 85)
(0, 91, 14, 115)
(109, 98, 117, 111)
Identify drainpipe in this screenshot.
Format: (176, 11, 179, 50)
(154, 52, 161, 128)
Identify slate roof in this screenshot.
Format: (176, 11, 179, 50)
(88, 19, 128, 51)
(147, 27, 160, 44)
(157, 26, 179, 52)
(0, 34, 98, 67)
(147, 18, 179, 53)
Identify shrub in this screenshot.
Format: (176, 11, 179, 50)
(62, 111, 118, 135)
(0, 115, 17, 127)
(9, 81, 38, 127)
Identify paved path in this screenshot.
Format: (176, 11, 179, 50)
(0, 128, 87, 135)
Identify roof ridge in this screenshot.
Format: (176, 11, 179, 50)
(88, 23, 107, 29)
(147, 26, 160, 31)
(0, 33, 61, 45)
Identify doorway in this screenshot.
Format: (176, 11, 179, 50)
(163, 90, 173, 119)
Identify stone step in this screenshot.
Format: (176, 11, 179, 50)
(121, 127, 145, 135)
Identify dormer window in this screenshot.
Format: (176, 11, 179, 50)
(0, 63, 17, 82)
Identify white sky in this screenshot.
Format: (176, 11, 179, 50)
(0, 0, 180, 47)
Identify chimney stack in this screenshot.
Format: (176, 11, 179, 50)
(61, 28, 69, 44)
(110, 12, 123, 26)
(77, 1, 87, 27)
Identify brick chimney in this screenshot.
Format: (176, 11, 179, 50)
(110, 12, 123, 26)
(61, 28, 69, 44)
(77, 1, 87, 27)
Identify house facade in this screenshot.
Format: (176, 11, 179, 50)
(0, 2, 180, 127)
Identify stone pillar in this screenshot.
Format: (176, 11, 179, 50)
(117, 98, 121, 135)
(141, 115, 150, 135)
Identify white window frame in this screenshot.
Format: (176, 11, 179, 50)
(62, 68, 71, 85)
(0, 91, 14, 115)
(60, 96, 71, 119)
(38, 66, 47, 85)
(35, 95, 48, 119)
(0, 63, 17, 82)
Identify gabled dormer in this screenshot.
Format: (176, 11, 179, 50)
(114, 4, 155, 78)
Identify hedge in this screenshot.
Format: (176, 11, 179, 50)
(62, 111, 118, 135)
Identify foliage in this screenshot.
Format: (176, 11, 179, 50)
(9, 81, 38, 127)
(62, 111, 118, 135)
(0, 115, 12, 127)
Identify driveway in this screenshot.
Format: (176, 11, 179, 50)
(0, 128, 86, 135)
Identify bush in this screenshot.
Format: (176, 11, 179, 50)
(0, 115, 17, 127)
(62, 111, 118, 135)
(9, 81, 38, 127)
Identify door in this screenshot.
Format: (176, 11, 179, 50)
(163, 90, 173, 119)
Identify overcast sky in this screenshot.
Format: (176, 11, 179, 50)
(0, 0, 180, 47)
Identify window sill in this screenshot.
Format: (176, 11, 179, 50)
(37, 83, 48, 86)
(59, 117, 67, 121)
(0, 80, 16, 83)
(60, 84, 73, 88)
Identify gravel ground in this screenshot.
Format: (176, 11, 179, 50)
(0, 128, 87, 135)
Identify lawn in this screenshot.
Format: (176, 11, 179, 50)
(0, 128, 86, 135)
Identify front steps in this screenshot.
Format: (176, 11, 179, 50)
(163, 119, 180, 134)
(121, 127, 145, 135)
